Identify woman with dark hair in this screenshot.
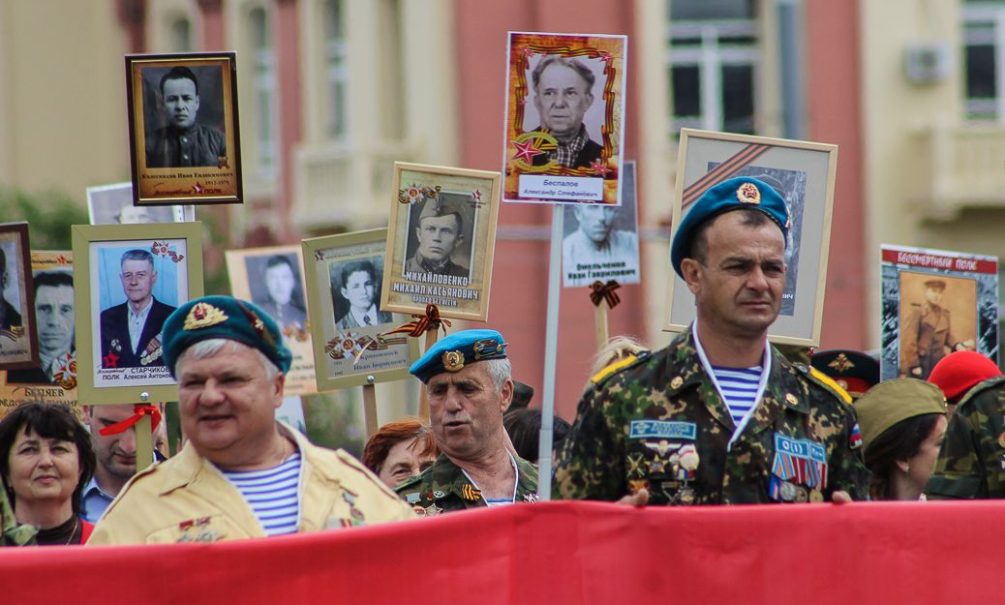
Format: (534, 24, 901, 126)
(855, 379, 948, 500)
(0, 403, 96, 545)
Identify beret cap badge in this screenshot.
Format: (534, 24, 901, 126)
(442, 350, 465, 372)
(183, 302, 229, 331)
(736, 182, 761, 205)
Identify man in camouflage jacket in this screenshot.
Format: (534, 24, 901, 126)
(397, 452, 538, 515)
(927, 376, 1005, 499)
(554, 176, 870, 505)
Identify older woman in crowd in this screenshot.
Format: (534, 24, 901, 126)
(0, 403, 96, 545)
(362, 417, 438, 489)
(855, 379, 948, 501)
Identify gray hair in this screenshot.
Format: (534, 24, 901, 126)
(482, 358, 512, 392)
(175, 338, 280, 380)
(531, 56, 596, 93)
(120, 248, 154, 268)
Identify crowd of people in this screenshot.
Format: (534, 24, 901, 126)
(3, 175, 1005, 548)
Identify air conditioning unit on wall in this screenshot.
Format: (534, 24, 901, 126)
(904, 41, 953, 85)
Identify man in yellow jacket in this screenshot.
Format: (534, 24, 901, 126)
(88, 295, 414, 545)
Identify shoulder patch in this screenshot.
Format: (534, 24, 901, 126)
(591, 352, 648, 386)
(799, 364, 853, 405)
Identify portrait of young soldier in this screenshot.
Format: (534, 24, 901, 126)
(555, 177, 869, 506)
(250, 255, 308, 329)
(145, 66, 226, 169)
(527, 55, 603, 169)
(99, 249, 176, 369)
(7, 271, 74, 385)
(900, 277, 975, 380)
(405, 197, 469, 278)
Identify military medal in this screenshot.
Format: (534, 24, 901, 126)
(780, 481, 797, 502)
(809, 489, 823, 503)
(794, 487, 809, 503)
(679, 487, 696, 505)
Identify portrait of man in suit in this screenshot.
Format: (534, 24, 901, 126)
(335, 259, 391, 330)
(99, 249, 177, 369)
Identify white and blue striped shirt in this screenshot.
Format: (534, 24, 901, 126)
(711, 365, 763, 426)
(221, 452, 302, 537)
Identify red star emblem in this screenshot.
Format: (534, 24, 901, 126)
(102, 351, 119, 368)
(590, 160, 612, 177)
(512, 139, 545, 163)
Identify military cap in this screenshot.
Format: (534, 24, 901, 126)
(418, 197, 464, 227)
(670, 176, 789, 278)
(923, 279, 947, 290)
(928, 350, 1002, 403)
(810, 349, 880, 397)
(854, 378, 947, 451)
(410, 328, 507, 384)
(510, 380, 535, 409)
(161, 295, 293, 377)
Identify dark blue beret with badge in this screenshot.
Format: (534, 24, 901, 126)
(160, 295, 293, 377)
(670, 176, 790, 278)
(409, 328, 507, 384)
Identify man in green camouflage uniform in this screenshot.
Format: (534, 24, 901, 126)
(397, 329, 538, 515)
(926, 376, 1005, 499)
(555, 177, 870, 505)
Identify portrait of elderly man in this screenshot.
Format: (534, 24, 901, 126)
(562, 203, 638, 286)
(555, 177, 869, 506)
(405, 197, 469, 278)
(88, 295, 414, 545)
(528, 55, 603, 169)
(396, 329, 539, 515)
(7, 272, 74, 385)
(0, 246, 22, 332)
(145, 66, 226, 169)
(253, 255, 307, 329)
(99, 249, 176, 369)
(335, 259, 391, 329)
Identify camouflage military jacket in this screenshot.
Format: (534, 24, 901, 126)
(927, 376, 1005, 499)
(553, 329, 870, 505)
(395, 453, 539, 516)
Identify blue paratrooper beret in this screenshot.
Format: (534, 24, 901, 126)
(670, 176, 790, 278)
(409, 328, 507, 384)
(161, 295, 293, 377)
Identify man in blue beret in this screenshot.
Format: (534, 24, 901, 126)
(395, 329, 538, 515)
(89, 295, 414, 545)
(555, 177, 870, 505)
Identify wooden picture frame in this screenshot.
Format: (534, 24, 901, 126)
(665, 129, 839, 346)
(0, 222, 38, 370)
(502, 32, 628, 205)
(125, 52, 242, 206)
(880, 244, 998, 380)
(382, 162, 502, 322)
(72, 223, 203, 405)
(225, 245, 317, 396)
(303, 228, 419, 391)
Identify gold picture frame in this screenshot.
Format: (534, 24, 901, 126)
(303, 228, 419, 391)
(72, 223, 204, 405)
(382, 162, 502, 322)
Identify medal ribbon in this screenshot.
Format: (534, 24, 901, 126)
(98, 404, 162, 436)
(589, 280, 621, 309)
(382, 304, 451, 338)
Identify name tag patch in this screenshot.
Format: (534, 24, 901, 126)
(629, 420, 697, 440)
(773, 433, 827, 463)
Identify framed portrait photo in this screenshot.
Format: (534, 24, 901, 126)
(125, 52, 242, 206)
(0, 251, 77, 419)
(382, 162, 502, 322)
(87, 182, 195, 225)
(225, 245, 317, 396)
(0, 223, 38, 371)
(303, 229, 419, 391)
(880, 244, 998, 381)
(562, 160, 640, 288)
(502, 32, 628, 205)
(665, 129, 839, 346)
(72, 223, 204, 405)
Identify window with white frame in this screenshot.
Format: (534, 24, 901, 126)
(667, 0, 759, 136)
(324, 0, 349, 141)
(962, 1, 1005, 122)
(249, 6, 278, 180)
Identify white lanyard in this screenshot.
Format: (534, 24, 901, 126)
(691, 322, 771, 451)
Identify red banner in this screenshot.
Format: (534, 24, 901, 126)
(0, 500, 1000, 603)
